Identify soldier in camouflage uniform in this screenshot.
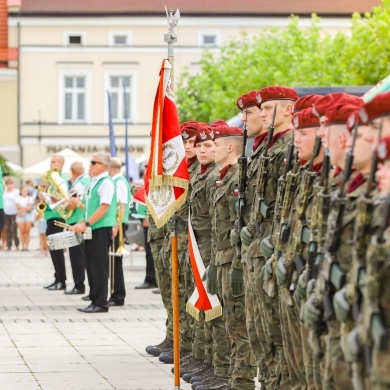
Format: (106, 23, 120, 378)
(242, 86, 298, 389)
(209, 123, 257, 390)
(189, 125, 231, 390)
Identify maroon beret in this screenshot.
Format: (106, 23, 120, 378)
(256, 86, 298, 107)
(211, 125, 243, 140)
(312, 93, 363, 118)
(359, 91, 390, 124)
(209, 119, 229, 129)
(292, 108, 320, 130)
(375, 136, 390, 163)
(193, 124, 213, 146)
(180, 121, 203, 140)
(236, 90, 261, 111)
(293, 94, 322, 114)
(325, 103, 362, 129)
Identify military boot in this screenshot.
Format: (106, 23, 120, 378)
(191, 373, 218, 390)
(170, 355, 198, 374)
(183, 363, 211, 383)
(190, 366, 214, 384)
(195, 376, 229, 390)
(145, 338, 173, 356)
(159, 348, 191, 364)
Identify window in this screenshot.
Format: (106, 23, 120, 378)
(199, 31, 221, 47)
(68, 35, 82, 45)
(109, 31, 131, 46)
(64, 76, 86, 122)
(108, 75, 132, 122)
(64, 31, 86, 46)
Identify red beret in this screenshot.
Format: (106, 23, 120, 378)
(211, 125, 243, 140)
(292, 108, 320, 130)
(375, 136, 390, 163)
(359, 91, 390, 124)
(293, 94, 322, 114)
(236, 90, 261, 111)
(325, 103, 362, 129)
(313, 93, 363, 118)
(180, 121, 204, 140)
(209, 119, 229, 129)
(193, 124, 213, 146)
(256, 86, 298, 107)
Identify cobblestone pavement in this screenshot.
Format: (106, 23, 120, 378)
(0, 230, 193, 390)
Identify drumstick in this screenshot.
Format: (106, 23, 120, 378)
(54, 221, 73, 230)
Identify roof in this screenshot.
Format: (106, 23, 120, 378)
(18, 0, 381, 17)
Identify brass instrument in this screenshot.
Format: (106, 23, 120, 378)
(36, 202, 47, 213)
(44, 168, 74, 220)
(116, 205, 130, 256)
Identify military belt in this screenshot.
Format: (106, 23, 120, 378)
(301, 226, 311, 244)
(217, 239, 232, 251)
(194, 230, 212, 238)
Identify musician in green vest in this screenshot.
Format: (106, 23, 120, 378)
(72, 152, 117, 313)
(39, 154, 68, 291)
(64, 161, 90, 296)
(107, 156, 130, 306)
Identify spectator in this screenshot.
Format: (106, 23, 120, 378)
(3, 177, 20, 251)
(15, 185, 35, 251)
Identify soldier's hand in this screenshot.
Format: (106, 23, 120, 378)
(260, 236, 274, 260)
(230, 229, 241, 246)
(333, 287, 350, 323)
(240, 226, 253, 246)
(344, 328, 361, 363)
(294, 272, 307, 307)
(262, 258, 273, 281)
(303, 296, 322, 328)
(204, 264, 218, 295)
(276, 257, 287, 286)
(230, 268, 244, 294)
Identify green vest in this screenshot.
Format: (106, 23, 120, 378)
(85, 175, 117, 230)
(0, 166, 3, 209)
(66, 174, 91, 225)
(114, 175, 131, 224)
(44, 172, 68, 221)
(132, 203, 148, 219)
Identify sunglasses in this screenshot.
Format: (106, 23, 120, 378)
(90, 160, 103, 166)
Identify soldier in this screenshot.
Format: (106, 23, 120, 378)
(210, 123, 257, 390)
(244, 85, 298, 389)
(229, 90, 270, 388)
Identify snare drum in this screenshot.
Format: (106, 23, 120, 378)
(47, 231, 84, 251)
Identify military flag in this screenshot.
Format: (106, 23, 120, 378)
(144, 59, 189, 228)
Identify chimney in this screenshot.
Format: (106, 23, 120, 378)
(0, 0, 8, 68)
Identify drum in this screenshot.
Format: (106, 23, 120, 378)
(47, 231, 84, 251)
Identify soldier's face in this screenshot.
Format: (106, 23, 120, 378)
(365, 117, 390, 145)
(293, 126, 319, 161)
(214, 138, 229, 166)
(260, 100, 293, 132)
(196, 140, 215, 165)
(325, 124, 351, 168)
(316, 116, 328, 140)
(183, 137, 196, 159)
(348, 126, 372, 173)
(376, 160, 390, 193)
(241, 106, 263, 137)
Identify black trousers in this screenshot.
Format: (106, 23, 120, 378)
(144, 226, 156, 285)
(109, 223, 127, 304)
(0, 209, 5, 235)
(46, 218, 66, 284)
(5, 214, 19, 249)
(85, 227, 112, 308)
(68, 231, 86, 291)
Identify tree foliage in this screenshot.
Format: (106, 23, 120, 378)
(176, 0, 390, 122)
(0, 155, 17, 177)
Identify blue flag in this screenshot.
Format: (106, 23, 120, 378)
(106, 90, 117, 157)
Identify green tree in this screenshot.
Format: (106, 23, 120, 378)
(176, 0, 390, 122)
(0, 155, 16, 177)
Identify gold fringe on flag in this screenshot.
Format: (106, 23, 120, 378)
(186, 302, 200, 321)
(205, 306, 223, 322)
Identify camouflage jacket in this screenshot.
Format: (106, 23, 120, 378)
(213, 163, 239, 267)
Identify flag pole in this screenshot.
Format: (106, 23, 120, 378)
(123, 78, 130, 181)
(106, 90, 117, 157)
(164, 6, 181, 390)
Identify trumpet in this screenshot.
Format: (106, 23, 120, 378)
(36, 202, 47, 213)
(116, 204, 130, 256)
(50, 189, 77, 213)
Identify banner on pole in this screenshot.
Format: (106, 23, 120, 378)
(144, 59, 189, 228)
(106, 90, 117, 157)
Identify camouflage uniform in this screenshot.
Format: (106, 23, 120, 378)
(214, 163, 257, 390)
(190, 161, 231, 376)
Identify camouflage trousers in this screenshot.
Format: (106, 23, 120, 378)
(322, 320, 354, 389)
(217, 262, 257, 390)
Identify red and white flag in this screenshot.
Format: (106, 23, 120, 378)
(186, 213, 222, 322)
(144, 59, 189, 227)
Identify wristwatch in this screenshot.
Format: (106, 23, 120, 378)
(85, 221, 91, 227)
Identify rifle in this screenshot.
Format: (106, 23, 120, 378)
(235, 118, 248, 261)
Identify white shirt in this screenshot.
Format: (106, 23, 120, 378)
(71, 174, 89, 199)
(15, 195, 34, 212)
(112, 173, 128, 205)
(3, 189, 20, 215)
(87, 171, 115, 205)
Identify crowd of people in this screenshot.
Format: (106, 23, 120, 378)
(142, 87, 390, 390)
